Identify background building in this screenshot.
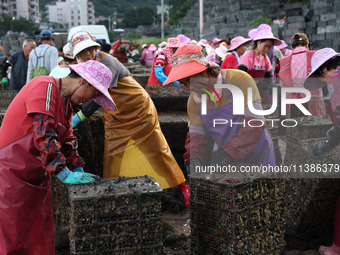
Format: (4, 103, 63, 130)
(0, 0, 39, 22)
(46, 0, 95, 29)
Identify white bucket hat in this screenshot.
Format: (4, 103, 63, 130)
(70, 31, 101, 57)
(215, 46, 228, 58)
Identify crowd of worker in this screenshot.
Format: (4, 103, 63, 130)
(0, 24, 340, 255)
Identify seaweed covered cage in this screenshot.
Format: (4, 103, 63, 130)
(67, 176, 163, 255)
(284, 136, 340, 249)
(75, 113, 105, 177)
(0, 90, 17, 110)
(190, 172, 285, 255)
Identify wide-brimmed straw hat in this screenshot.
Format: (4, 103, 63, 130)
(163, 44, 220, 86)
(304, 48, 340, 90)
(276, 40, 288, 50)
(198, 39, 208, 47)
(248, 24, 272, 39)
(69, 60, 117, 111)
(253, 29, 282, 46)
(211, 38, 226, 46)
(177, 34, 191, 45)
(228, 36, 252, 52)
(70, 31, 101, 57)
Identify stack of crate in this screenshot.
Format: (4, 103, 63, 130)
(284, 116, 340, 249)
(190, 173, 285, 254)
(53, 176, 163, 255)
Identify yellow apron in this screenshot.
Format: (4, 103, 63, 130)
(103, 76, 185, 189)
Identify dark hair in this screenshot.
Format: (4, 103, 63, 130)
(291, 34, 307, 49)
(101, 43, 111, 53)
(251, 39, 274, 50)
(314, 56, 340, 76)
(64, 56, 75, 63)
(68, 70, 81, 78)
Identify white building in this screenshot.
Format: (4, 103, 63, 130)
(0, 0, 39, 22)
(46, 0, 95, 29)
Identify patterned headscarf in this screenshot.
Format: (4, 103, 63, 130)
(161, 37, 181, 66)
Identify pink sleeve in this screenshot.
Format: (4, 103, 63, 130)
(239, 50, 253, 70)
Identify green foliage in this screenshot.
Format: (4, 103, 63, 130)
(248, 13, 273, 27)
(0, 15, 39, 32)
(122, 6, 155, 28)
(123, 33, 142, 41)
(168, 0, 197, 25)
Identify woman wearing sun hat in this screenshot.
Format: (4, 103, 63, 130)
(177, 34, 191, 45)
(147, 37, 182, 85)
(141, 44, 155, 66)
(69, 32, 190, 205)
(0, 60, 114, 254)
(214, 46, 229, 66)
(239, 27, 281, 104)
(221, 36, 252, 69)
(49, 42, 78, 78)
(163, 44, 276, 174)
(198, 39, 210, 56)
(276, 40, 292, 57)
(279, 33, 326, 118)
(206, 38, 227, 64)
(302, 48, 340, 255)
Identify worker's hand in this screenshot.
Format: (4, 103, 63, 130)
(57, 167, 101, 184)
(313, 140, 331, 156)
(173, 81, 180, 85)
(72, 113, 82, 128)
(210, 149, 233, 166)
(72, 111, 87, 128)
(1, 77, 8, 87)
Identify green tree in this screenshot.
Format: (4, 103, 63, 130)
(0, 15, 39, 32)
(168, 0, 197, 25)
(122, 6, 155, 28)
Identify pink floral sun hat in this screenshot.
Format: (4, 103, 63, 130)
(228, 36, 252, 52)
(69, 60, 117, 111)
(166, 37, 182, 48)
(70, 31, 101, 57)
